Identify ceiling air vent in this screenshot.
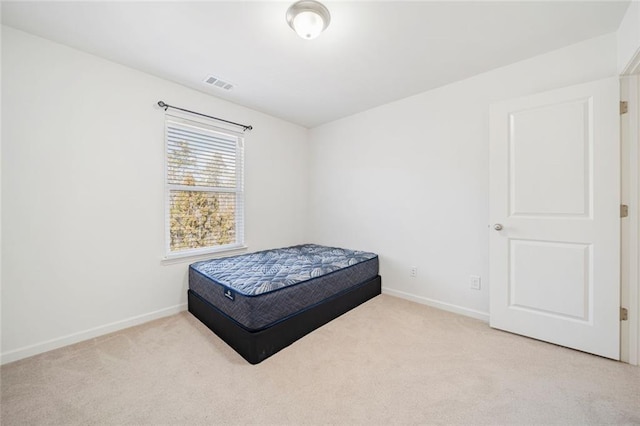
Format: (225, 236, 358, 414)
(203, 75, 234, 91)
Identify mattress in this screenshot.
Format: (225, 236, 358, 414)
(189, 244, 379, 331)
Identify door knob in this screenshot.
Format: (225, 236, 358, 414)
(494, 224, 503, 231)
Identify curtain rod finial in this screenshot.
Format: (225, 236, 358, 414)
(157, 100, 168, 110)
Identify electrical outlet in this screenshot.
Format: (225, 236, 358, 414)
(470, 275, 481, 290)
(410, 266, 417, 278)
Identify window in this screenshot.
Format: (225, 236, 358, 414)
(165, 115, 244, 259)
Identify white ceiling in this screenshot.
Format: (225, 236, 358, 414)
(1, 1, 630, 128)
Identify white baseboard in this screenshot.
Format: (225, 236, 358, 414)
(0, 303, 188, 365)
(382, 287, 490, 322)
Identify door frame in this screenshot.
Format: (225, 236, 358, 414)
(621, 71, 640, 366)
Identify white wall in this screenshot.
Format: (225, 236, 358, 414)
(1, 27, 309, 363)
(618, 1, 640, 74)
(308, 34, 618, 320)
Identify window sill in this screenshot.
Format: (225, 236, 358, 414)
(161, 245, 248, 265)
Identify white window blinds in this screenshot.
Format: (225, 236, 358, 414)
(165, 116, 244, 258)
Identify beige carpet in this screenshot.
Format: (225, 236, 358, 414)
(1, 294, 639, 425)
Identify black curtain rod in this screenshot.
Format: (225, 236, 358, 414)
(157, 101, 253, 132)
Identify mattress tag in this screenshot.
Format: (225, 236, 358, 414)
(223, 288, 235, 301)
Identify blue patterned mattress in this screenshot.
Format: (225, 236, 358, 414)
(189, 244, 379, 331)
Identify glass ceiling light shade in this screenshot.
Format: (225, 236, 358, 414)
(286, 0, 331, 40)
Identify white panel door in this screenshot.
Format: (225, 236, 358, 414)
(489, 77, 620, 360)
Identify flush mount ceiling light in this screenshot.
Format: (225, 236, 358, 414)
(286, 0, 331, 40)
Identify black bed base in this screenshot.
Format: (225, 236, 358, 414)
(188, 275, 382, 364)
